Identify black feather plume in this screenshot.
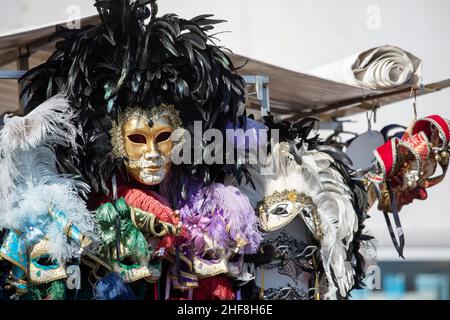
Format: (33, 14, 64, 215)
(20, 0, 246, 195)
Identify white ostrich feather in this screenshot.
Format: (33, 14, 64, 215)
(0, 93, 78, 151)
(359, 227, 378, 268)
(0, 93, 80, 213)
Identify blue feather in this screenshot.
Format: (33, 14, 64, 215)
(94, 272, 136, 300)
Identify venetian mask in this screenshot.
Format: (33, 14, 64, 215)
(179, 183, 262, 282)
(110, 242, 161, 283)
(111, 104, 183, 185)
(85, 245, 161, 286)
(192, 235, 244, 279)
(235, 143, 363, 299)
(0, 232, 68, 294)
(0, 208, 92, 296)
(93, 195, 182, 284)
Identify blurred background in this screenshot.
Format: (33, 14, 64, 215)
(1, 0, 450, 299)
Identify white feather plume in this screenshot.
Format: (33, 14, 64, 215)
(359, 227, 378, 268)
(1, 93, 78, 151)
(0, 93, 80, 213)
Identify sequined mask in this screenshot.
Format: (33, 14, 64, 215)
(192, 235, 244, 279)
(110, 242, 161, 283)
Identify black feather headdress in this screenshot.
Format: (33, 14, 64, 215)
(20, 0, 246, 195)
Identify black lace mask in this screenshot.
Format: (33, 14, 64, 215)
(259, 231, 317, 285)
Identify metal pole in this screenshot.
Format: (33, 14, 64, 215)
(242, 75, 270, 117)
(0, 70, 27, 79)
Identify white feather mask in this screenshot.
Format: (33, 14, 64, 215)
(230, 142, 361, 299)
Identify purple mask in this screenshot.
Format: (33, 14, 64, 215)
(180, 183, 262, 278)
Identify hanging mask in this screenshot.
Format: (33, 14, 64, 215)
(366, 115, 450, 258)
(368, 115, 450, 213)
(111, 104, 183, 185)
(94, 197, 170, 284)
(0, 232, 68, 294)
(87, 236, 159, 285)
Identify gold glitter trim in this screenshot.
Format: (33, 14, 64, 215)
(258, 189, 323, 240)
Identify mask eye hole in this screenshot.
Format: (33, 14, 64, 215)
(119, 256, 139, 267)
(127, 134, 147, 144)
(201, 249, 220, 261)
(155, 131, 171, 144)
(228, 253, 242, 263)
(270, 203, 289, 216)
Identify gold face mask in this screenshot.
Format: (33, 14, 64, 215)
(111, 104, 183, 185)
(29, 239, 68, 285)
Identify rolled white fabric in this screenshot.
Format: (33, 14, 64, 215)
(309, 45, 422, 90)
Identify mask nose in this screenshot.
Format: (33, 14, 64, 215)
(144, 151, 161, 161)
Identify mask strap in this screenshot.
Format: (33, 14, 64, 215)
(112, 173, 118, 201)
(236, 289, 241, 300)
(372, 183, 405, 258)
(382, 191, 405, 259)
(175, 246, 182, 283)
(112, 173, 121, 259)
(153, 282, 158, 300)
(312, 254, 320, 300)
(259, 269, 265, 299)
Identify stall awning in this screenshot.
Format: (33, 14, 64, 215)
(1, 15, 449, 119)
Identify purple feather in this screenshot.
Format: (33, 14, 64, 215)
(180, 183, 262, 254)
